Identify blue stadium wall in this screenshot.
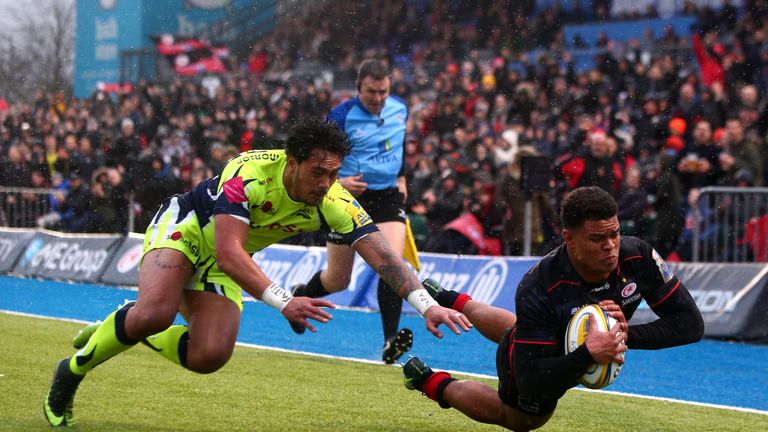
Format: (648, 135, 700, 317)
(1, 228, 767, 343)
(74, 0, 274, 98)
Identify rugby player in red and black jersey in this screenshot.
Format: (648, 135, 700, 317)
(404, 186, 704, 431)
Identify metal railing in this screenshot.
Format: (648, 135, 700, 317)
(0, 186, 136, 233)
(0, 186, 54, 229)
(692, 187, 768, 263)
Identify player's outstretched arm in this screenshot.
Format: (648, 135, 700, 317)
(352, 231, 472, 338)
(215, 214, 335, 331)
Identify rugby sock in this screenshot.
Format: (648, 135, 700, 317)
(293, 271, 330, 298)
(69, 302, 139, 375)
(141, 325, 190, 368)
(435, 290, 473, 313)
(423, 371, 456, 409)
(377, 278, 403, 341)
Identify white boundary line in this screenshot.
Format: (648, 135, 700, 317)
(3, 310, 766, 417)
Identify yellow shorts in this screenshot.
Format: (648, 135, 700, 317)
(142, 196, 243, 311)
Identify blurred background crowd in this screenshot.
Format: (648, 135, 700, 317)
(1, 0, 766, 260)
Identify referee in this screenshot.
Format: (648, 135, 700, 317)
(291, 59, 414, 364)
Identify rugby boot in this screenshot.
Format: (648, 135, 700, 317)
(43, 359, 84, 427)
(382, 328, 413, 364)
(402, 356, 434, 391)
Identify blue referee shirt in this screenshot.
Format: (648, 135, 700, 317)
(328, 96, 407, 190)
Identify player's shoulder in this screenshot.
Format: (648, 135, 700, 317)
(619, 235, 653, 260)
(518, 245, 566, 296)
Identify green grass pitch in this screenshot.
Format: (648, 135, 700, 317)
(0, 312, 765, 431)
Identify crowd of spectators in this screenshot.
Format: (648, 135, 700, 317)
(1, 0, 767, 261)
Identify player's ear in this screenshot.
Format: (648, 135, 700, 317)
(562, 228, 573, 246)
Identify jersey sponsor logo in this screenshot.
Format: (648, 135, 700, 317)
(621, 293, 641, 306)
(378, 139, 391, 152)
(260, 201, 276, 215)
(223, 176, 247, 204)
(590, 282, 610, 294)
(254, 222, 304, 233)
(395, 113, 405, 125)
(621, 282, 637, 298)
(292, 207, 314, 220)
(257, 177, 273, 186)
(116, 243, 143, 274)
(651, 249, 674, 283)
(346, 200, 372, 227)
(166, 232, 200, 257)
(236, 152, 280, 163)
(372, 153, 399, 164)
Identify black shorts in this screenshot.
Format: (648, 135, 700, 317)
(496, 327, 558, 417)
(328, 188, 405, 244)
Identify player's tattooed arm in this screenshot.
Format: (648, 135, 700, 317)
(353, 231, 419, 298)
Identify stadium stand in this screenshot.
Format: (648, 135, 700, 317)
(0, 0, 766, 263)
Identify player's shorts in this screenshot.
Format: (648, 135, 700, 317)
(327, 187, 405, 244)
(496, 327, 558, 417)
(142, 196, 244, 311)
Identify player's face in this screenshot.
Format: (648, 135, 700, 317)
(358, 76, 390, 115)
(287, 150, 342, 206)
(564, 216, 620, 282)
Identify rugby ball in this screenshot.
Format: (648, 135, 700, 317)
(565, 304, 624, 389)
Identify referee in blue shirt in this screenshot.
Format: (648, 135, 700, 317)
(291, 60, 414, 363)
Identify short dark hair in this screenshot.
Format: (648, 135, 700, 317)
(357, 59, 389, 84)
(560, 187, 618, 229)
(284, 117, 351, 163)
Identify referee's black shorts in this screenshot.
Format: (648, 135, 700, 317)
(328, 188, 405, 244)
(496, 327, 558, 417)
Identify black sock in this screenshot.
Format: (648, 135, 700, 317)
(294, 271, 330, 298)
(177, 331, 189, 369)
(435, 290, 461, 309)
(114, 302, 140, 345)
(378, 278, 403, 341)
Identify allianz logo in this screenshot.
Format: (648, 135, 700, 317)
(419, 259, 508, 305)
(254, 250, 325, 288)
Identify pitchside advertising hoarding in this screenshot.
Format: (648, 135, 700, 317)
(1, 229, 767, 342)
(11, 231, 122, 282)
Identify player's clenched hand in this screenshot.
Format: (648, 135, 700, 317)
(423, 305, 473, 339)
(281, 297, 336, 333)
(599, 300, 628, 333)
(585, 316, 627, 365)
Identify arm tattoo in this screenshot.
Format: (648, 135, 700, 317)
(357, 234, 416, 298)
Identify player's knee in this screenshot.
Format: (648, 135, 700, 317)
(128, 304, 176, 337)
(187, 344, 233, 374)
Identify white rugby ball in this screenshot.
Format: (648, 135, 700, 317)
(564, 304, 624, 389)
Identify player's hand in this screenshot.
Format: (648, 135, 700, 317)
(281, 297, 336, 333)
(584, 316, 627, 365)
(340, 174, 368, 196)
(599, 300, 628, 333)
(423, 305, 473, 339)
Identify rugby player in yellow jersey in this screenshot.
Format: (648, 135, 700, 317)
(43, 117, 472, 427)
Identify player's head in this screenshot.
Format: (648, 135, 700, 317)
(560, 187, 620, 281)
(284, 117, 350, 206)
(356, 59, 390, 115)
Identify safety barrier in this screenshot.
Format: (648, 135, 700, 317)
(0, 186, 54, 228)
(692, 187, 768, 263)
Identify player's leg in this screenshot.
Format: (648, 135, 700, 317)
(376, 220, 412, 363)
(44, 248, 190, 426)
(289, 240, 354, 333)
(422, 278, 515, 343)
(178, 288, 241, 373)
